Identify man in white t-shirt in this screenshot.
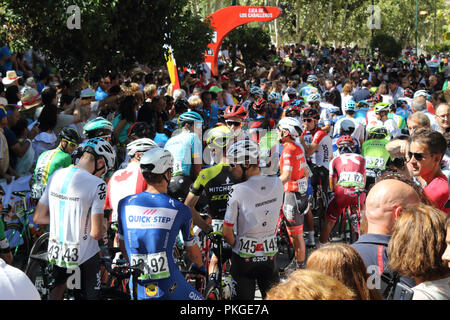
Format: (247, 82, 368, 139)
(34, 137, 116, 300)
(0, 258, 40, 300)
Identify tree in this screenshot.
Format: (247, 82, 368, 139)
(0, 0, 213, 78)
(222, 25, 272, 69)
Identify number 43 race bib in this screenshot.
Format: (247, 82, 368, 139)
(48, 238, 80, 268)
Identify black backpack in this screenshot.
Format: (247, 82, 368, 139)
(379, 266, 414, 300)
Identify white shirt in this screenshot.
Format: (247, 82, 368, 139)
(0, 258, 40, 300)
(412, 277, 450, 300)
(40, 166, 106, 267)
(224, 175, 283, 256)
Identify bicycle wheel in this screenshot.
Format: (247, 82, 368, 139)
(26, 257, 50, 299)
(4, 222, 31, 270)
(349, 207, 360, 244)
(25, 232, 49, 275)
(275, 221, 295, 274)
(205, 286, 221, 300)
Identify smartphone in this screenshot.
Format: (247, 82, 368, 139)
(393, 282, 414, 300)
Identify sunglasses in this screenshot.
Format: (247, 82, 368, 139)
(63, 139, 78, 149)
(302, 118, 314, 123)
(229, 163, 239, 168)
(407, 152, 434, 162)
(226, 121, 242, 127)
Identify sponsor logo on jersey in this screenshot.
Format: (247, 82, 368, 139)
(126, 205, 177, 230)
(145, 284, 159, 297)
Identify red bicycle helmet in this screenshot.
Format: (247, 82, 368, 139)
(302, 107, 320, 119)
(336, 135, 355, 149)
(253, 97, 267, 112)
(285, 105, 302, 117)
(224, 104, 248, 120)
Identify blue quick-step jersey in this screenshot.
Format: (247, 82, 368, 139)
(117, 192, 204, 300)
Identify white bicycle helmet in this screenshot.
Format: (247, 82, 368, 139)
(83, 137, 116, 172)
(83, 117, 114, 137)
(277, 117, 302, 137)
(307, 93, 321, 103)
(413, 89, 429, 99)
(249, 86, 264, 97)
(286, 87, 297, 96)
(127, 138, 158, 157)
(307, 75, 318, 83)
(140, 148, 173, 174)
(227, 140, 260, 165)
(340, 119, 356, 133)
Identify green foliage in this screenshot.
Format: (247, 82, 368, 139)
(370, 34, 403, 58)
(222, 25, 271, 68)
(0, 0, 213, 78)
(424, 42, 450, 54)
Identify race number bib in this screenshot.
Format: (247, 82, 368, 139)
(48, 238, 80, 268)
(262, 235, 278, 256)
(365, 156, 385, 168)
(173, 160, 183, 174)
(339, 172, 364, 187)
(130, 252, 170, 280)
(211, 219, 224, 233)
(297, 177, 308, 194)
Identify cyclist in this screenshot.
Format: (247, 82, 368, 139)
(361, 125, 392, 189)
(117, 147, 205, 300)
(332, 119, 362, 157)
(300, 107, 333, 197)
(185, 126, 238, 286)
(222, 139, 283, 300)
(243, 86, 264, 110)
(307, 93, 331, 133)
(164, 111, 204, 202)
(278, 117, 309, 269)
(267, 92, 283, 122)
(223, 104, 249, 141)
(72, 117, 114, 164)
(300, 75, 319, 98)
(282, 87, 299, 109)
(367, 102, 399, 138)
(283, 104, 302, 122)
(248, 98, 275, 143)
(33, 137, 116, 300)
(118, 122, 155, 169)
(333, 100, 365, 146)
(319, 135, 366, 246)
(31, 127, 81, 201)
(105, 138, 158, 232)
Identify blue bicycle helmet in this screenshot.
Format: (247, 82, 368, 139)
(177, 111, 204, 127)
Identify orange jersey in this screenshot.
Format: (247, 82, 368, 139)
(280, 141, 307, 193)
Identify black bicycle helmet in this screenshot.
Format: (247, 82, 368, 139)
(59, 127, 82, 144)
(128, 122, 155, 139)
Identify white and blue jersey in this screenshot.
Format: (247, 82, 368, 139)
(164, 132, 202, 177)
(117, 192, 203, 300)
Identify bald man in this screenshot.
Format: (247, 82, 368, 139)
(351, 178, 420, 289)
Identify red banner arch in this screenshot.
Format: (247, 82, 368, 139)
(204, 6, 282, 77)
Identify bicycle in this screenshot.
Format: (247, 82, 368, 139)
(1, 191, 41, 270)
(335, 188, 366, 244)
(275, 212, 296, 278)
(204, 230, 233, 300)
(365, 167, 385, 191)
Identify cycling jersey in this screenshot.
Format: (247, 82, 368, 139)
(40, 166, 106, 268)
(32, 147, 72, 200)
(164, 132, 202, 177)
(300, 85, 319, 98)
(279, 141, 308, 193)
(189, 163, 238, 222)
(332, 117, 365, 142)
(361, 138, 391, 171)
(104, 161, 147, 223)
(117, 192, 203, 300)
(318, 106, 332, 129)
(301, 128, 333, 169)
(329, 153, 366, 189)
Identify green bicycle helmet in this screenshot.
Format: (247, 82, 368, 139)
(374, 102, 390, 113)
(206, 126, 234, 149)
(368, 125, 388, 139)
(178, 111, 204, 127)
(83, 117, 113, 138)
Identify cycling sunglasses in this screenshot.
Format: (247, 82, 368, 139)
(407, 152, 434, 162)
(226, 120, 243, 127)
(302, 118, 314, 123)
(63, 139, 79, 149)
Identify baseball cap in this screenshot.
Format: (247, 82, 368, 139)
(209, 86, 223, 94)
(0, 104, 12, 120)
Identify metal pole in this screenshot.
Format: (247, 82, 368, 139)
(415, 0, 418, 55)
(371, 0, 374, 58)
(434, 0, 436, 46)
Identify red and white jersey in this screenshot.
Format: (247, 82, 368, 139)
(105, 161, 147, 222)
(280, 141, 308, 193)
(329, 153, 366, 189)
(301, 128, 332, 168)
